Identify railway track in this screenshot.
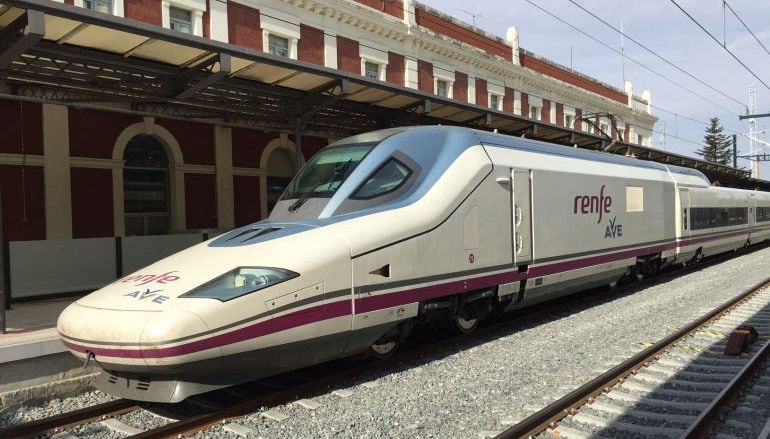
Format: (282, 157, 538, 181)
(496, 277, 770, 439)
(2, 247, 768, 439)
(0, 399, 139, 438)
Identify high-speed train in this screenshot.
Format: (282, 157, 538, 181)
(58, 126, 770, 402)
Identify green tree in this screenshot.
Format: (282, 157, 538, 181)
(696, 117, 732, 165)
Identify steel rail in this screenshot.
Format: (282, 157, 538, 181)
(681, 331, 770, 438)
(0, 399, 139, 439)
(495, 276, 770, 439)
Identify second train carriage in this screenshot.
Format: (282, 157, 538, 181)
(57, 126, 770, 402)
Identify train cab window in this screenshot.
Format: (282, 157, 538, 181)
(352, 158, 412, 199)
(280, 143, 374, 211)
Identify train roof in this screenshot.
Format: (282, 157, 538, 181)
(335, 126, 710, 184)
(473, 129, 710, 182)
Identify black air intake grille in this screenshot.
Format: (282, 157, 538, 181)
(135, 378, 151, 391)
(226, 227, 280, 244)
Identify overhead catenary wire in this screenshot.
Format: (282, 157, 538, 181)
(668, 0, 770, 90)
(522, 0, 743, 117)
(566, 0, 745, 108)
(648, 127, 705, 148)
(723, 0, 770, 57)
(651, 103, 743, 135)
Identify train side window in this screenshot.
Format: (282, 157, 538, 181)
(690, 207, 748, 230)
(683, 209, 687, 230)
(758, 207, 770, 222)
(352, 158, 412, 200)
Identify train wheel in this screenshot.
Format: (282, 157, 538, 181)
(453, 306, 479, 334)
(368, 327, 400, 358)
(369, 339, 399, 358)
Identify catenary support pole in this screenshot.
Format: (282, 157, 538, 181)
(733, 134, 738, 168)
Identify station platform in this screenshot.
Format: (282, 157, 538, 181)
(0, 297, 98, 407)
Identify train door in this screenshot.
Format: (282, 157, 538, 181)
(512, 169, 533, 264)
(749, 193, 756, 240)
(679, 188, 691, 241)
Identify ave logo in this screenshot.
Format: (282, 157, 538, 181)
(124, 288, 170, 304)
(605, 216, 623, 239)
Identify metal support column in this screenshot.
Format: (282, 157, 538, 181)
(733, 134, 738, 168)
(0, 189, 6, 334)
(294, 121, 303, 171)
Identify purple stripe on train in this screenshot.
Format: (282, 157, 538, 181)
(64, 226, 763, 359)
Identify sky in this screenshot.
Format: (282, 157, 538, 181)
(418, 0, 770, 178)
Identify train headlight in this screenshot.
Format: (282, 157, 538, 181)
(181, 267, 298, 302)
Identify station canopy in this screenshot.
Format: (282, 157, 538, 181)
(0, 0, 766, 190)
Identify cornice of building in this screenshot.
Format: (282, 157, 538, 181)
(413, 2, 512, 49)
(278, 0, 656, 122)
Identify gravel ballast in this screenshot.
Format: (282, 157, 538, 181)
(3, 247, 770, 438)
(204, 246, 770, 438)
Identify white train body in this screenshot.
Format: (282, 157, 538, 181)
(57, 127, 770, 402)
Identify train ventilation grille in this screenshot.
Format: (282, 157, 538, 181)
(135, 378, 151, 391)
(107, 374, 118, 384)
(227, 227, 280, 244)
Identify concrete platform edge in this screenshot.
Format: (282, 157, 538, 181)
(1, 372, 99, 407)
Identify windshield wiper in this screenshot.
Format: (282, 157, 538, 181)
(288, 160, 352, 213)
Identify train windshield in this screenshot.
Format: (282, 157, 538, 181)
(280, 143, 375, 211)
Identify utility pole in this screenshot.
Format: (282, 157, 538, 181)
(460, 9, 482, 29)
(749, 84, 758, 178)
(620, 21, 626, 86)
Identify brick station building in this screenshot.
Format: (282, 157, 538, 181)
(0, 0, 656, 243)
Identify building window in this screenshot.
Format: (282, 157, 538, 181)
(637, 134, 644, 145)
(268, 34, 290, 57)
(600, 123, 609, 135)
(618, 128, 625, 141)
(169, 7, 192, 34)
(364, 61, 380, 80)
(490, 94, 501, 111)
(85, 0, 112, 13)
(565, 114, 574, 129)
(266, 148, 297, 214)
(529, 105, 540, 120)
(123, 135, 170, 236)
(436, 79, 449, 98)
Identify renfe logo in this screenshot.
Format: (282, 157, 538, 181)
(573, 185, 612, 224)
(118, 271, 180, 286)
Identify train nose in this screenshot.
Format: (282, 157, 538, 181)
(57, 302, 218, 370)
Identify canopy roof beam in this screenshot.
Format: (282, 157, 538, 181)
(294, 78, 351, 123)
(0, 9, 44, 70)
(175, 53, 231, 100)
